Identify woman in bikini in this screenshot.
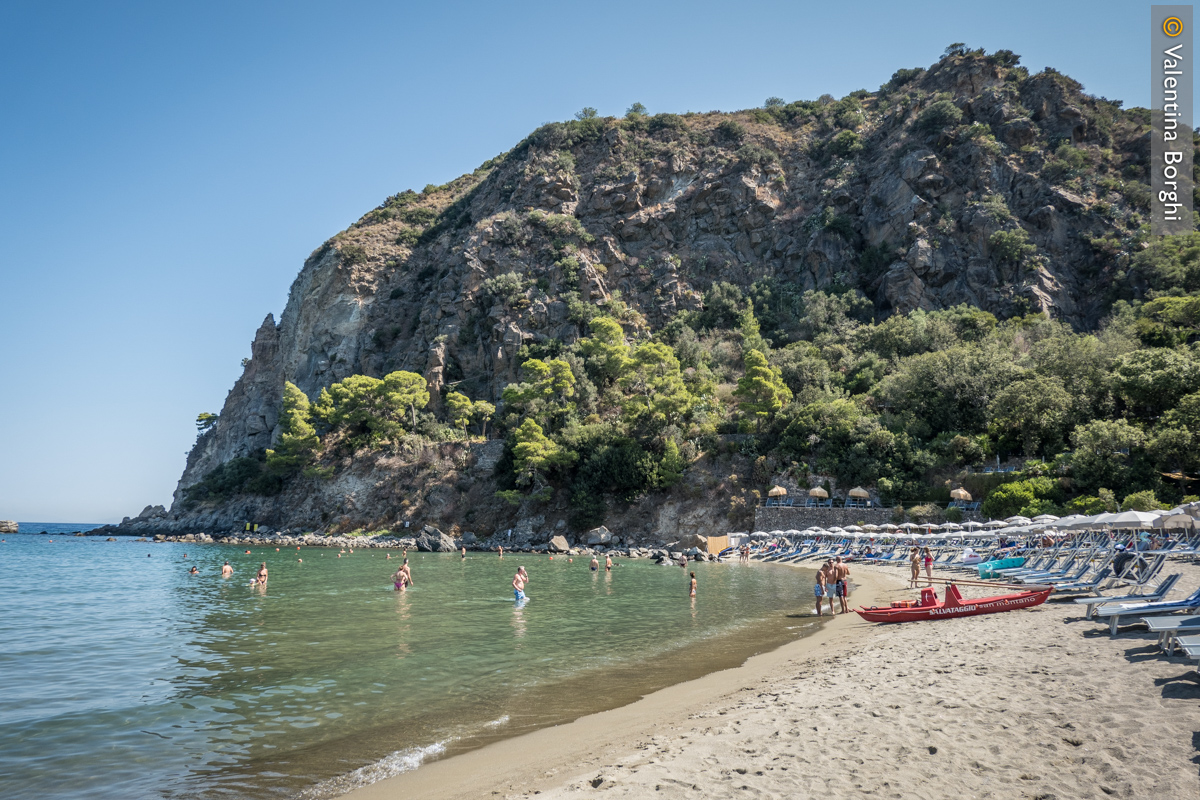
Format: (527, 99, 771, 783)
(922, 546, 934, 585)
(908, 548, 920, 589)
(689, 572, 697, 597)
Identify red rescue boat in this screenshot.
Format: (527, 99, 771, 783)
(855, 583, 1052, 624)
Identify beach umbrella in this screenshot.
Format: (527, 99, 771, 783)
(962, 521, 984, 530)
(1106, 510, 1161, 529)
(808, 487, 829, 498)
(1032, 514, 1060, 523)
(827, 526, 846, 533)
(845, 525, 864, 533)
(862, 524, 881, 532)
(984, 520, 1008, 529)
(784, 529, 802, 536)
(848, 486, 870, 499)
(1154, 513, 1195, 529)
(882, 523, 899, 532)
(1005, 516, 1033, 525)
(898, 522, 918, 530)
(768, 485, 788, 497)
(939, 522, 963, 531)
(950, 487, 972, 500)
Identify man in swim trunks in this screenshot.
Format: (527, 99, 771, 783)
(833, 556, 850, 614)
(221, 561, 233, 578)
(461, 546, 466, 560)
(512, 567, 527, 601)
(605, 555, 612, 572)
(590, 555, 599, 572)
(399, 558, 414, 587)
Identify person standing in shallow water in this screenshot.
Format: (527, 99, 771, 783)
(221, 561, 233, 578)
(689, 572, 697, 597)
(814, 566, 828, 616)
(256, 563, 268, 585)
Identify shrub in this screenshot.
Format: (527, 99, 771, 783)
(989, 229, 1036, 264)
(1121, 490, 1165, 511)
(828, 130, 863, 158)
(715, 119, 746, 144)
(736, 143, 779, 166)
(917, 96, 963, 132)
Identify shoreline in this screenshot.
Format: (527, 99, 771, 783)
(337, 563, 896, 800)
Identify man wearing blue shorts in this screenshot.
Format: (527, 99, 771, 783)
(814, 568, 828, 616)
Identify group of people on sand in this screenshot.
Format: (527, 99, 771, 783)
(738, 544, 751, 564)
(814, 556, 850, 616)
(909, 546, 934, 588)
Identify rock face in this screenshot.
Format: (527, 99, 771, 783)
(0, 520, 17, 534)
(164, 50, 1154, 532)
(416, 525, 456, 552)
(548, 535, 570, 553)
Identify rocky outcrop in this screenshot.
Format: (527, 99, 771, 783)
(416, 525, 456, 552)
(161, 50, 1151, 532)
(548, 535, 570, 553)
(0, 520, 17, 534)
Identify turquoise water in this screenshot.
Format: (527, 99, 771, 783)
(0, 527, 817, 799)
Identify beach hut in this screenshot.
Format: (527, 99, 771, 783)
(950, 487, 972, 500)
(768, 485, 788, 497)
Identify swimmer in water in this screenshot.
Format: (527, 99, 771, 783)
(189, 566, 199, 574)
(221, 561, 233, 577)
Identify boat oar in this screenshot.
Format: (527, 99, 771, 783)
(918, 577, 1052, 591)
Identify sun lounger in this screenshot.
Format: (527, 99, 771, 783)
(1093, 584, 1200, 635)
(1142, 616, 1200, 653)
(1049, 568, 1114, 595)
(1074, 573, 1180, 619)
(1176, 634, 1200, 669)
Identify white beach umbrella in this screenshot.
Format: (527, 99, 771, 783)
(862, 524, 881, 532)
(984, 520, 1008, 529)
(784, 529, 802, 536)
(939, 522, 963, 531)
(1054, 514, 1087, 528)
(1106, 510, 1161, 529)
(827, 526, 846, 533)
(1005, 516, 1033, 525)
(1154, 513, 1195, 529)
(882, 523, 899, 532)
(898, 522, 918, 530)
(962, 521, 984, 530)
(844, 525, 864, 533)
(1032, 514, 1060, 523)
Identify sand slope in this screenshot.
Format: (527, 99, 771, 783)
(541, 563, 1200, 800)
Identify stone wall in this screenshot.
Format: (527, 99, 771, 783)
(753, 506, 984, 531)
(754, 506, 893, 531)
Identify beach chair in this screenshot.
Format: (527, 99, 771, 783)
(1074, 573, 1181, 619)
(1050, 567, 1114, 596)
(1141, 616, 1200, 653)
(1175, 634, 1200, 669)
(1014, 557, 1092, 585)
(1095, 585, 1200, 635)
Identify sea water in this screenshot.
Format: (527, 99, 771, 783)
(0, 526, 819, 799)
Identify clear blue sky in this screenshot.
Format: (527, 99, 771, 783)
(0, 0, 1176, 523)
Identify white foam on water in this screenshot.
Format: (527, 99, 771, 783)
(297, 716, 509, 798)
(297, 739, 449, 799)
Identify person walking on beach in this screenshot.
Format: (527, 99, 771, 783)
(689, 571, 697, 597)
(221, 561, 233, 578)
(922, 546, 933, 585)
(908, 548, 920, 588)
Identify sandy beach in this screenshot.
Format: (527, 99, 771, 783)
(342, 559, 1200, 800)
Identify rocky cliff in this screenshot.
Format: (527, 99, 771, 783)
(160, 50, 1157, 537)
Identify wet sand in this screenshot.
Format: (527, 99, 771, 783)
(341, 560, 1200, 800)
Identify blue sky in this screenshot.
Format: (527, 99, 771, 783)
(0, 0, 1179, 522)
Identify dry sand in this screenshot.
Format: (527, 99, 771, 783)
(341, 559, 1200, 800)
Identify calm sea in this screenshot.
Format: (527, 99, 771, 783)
(0, 525, 818, 799)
